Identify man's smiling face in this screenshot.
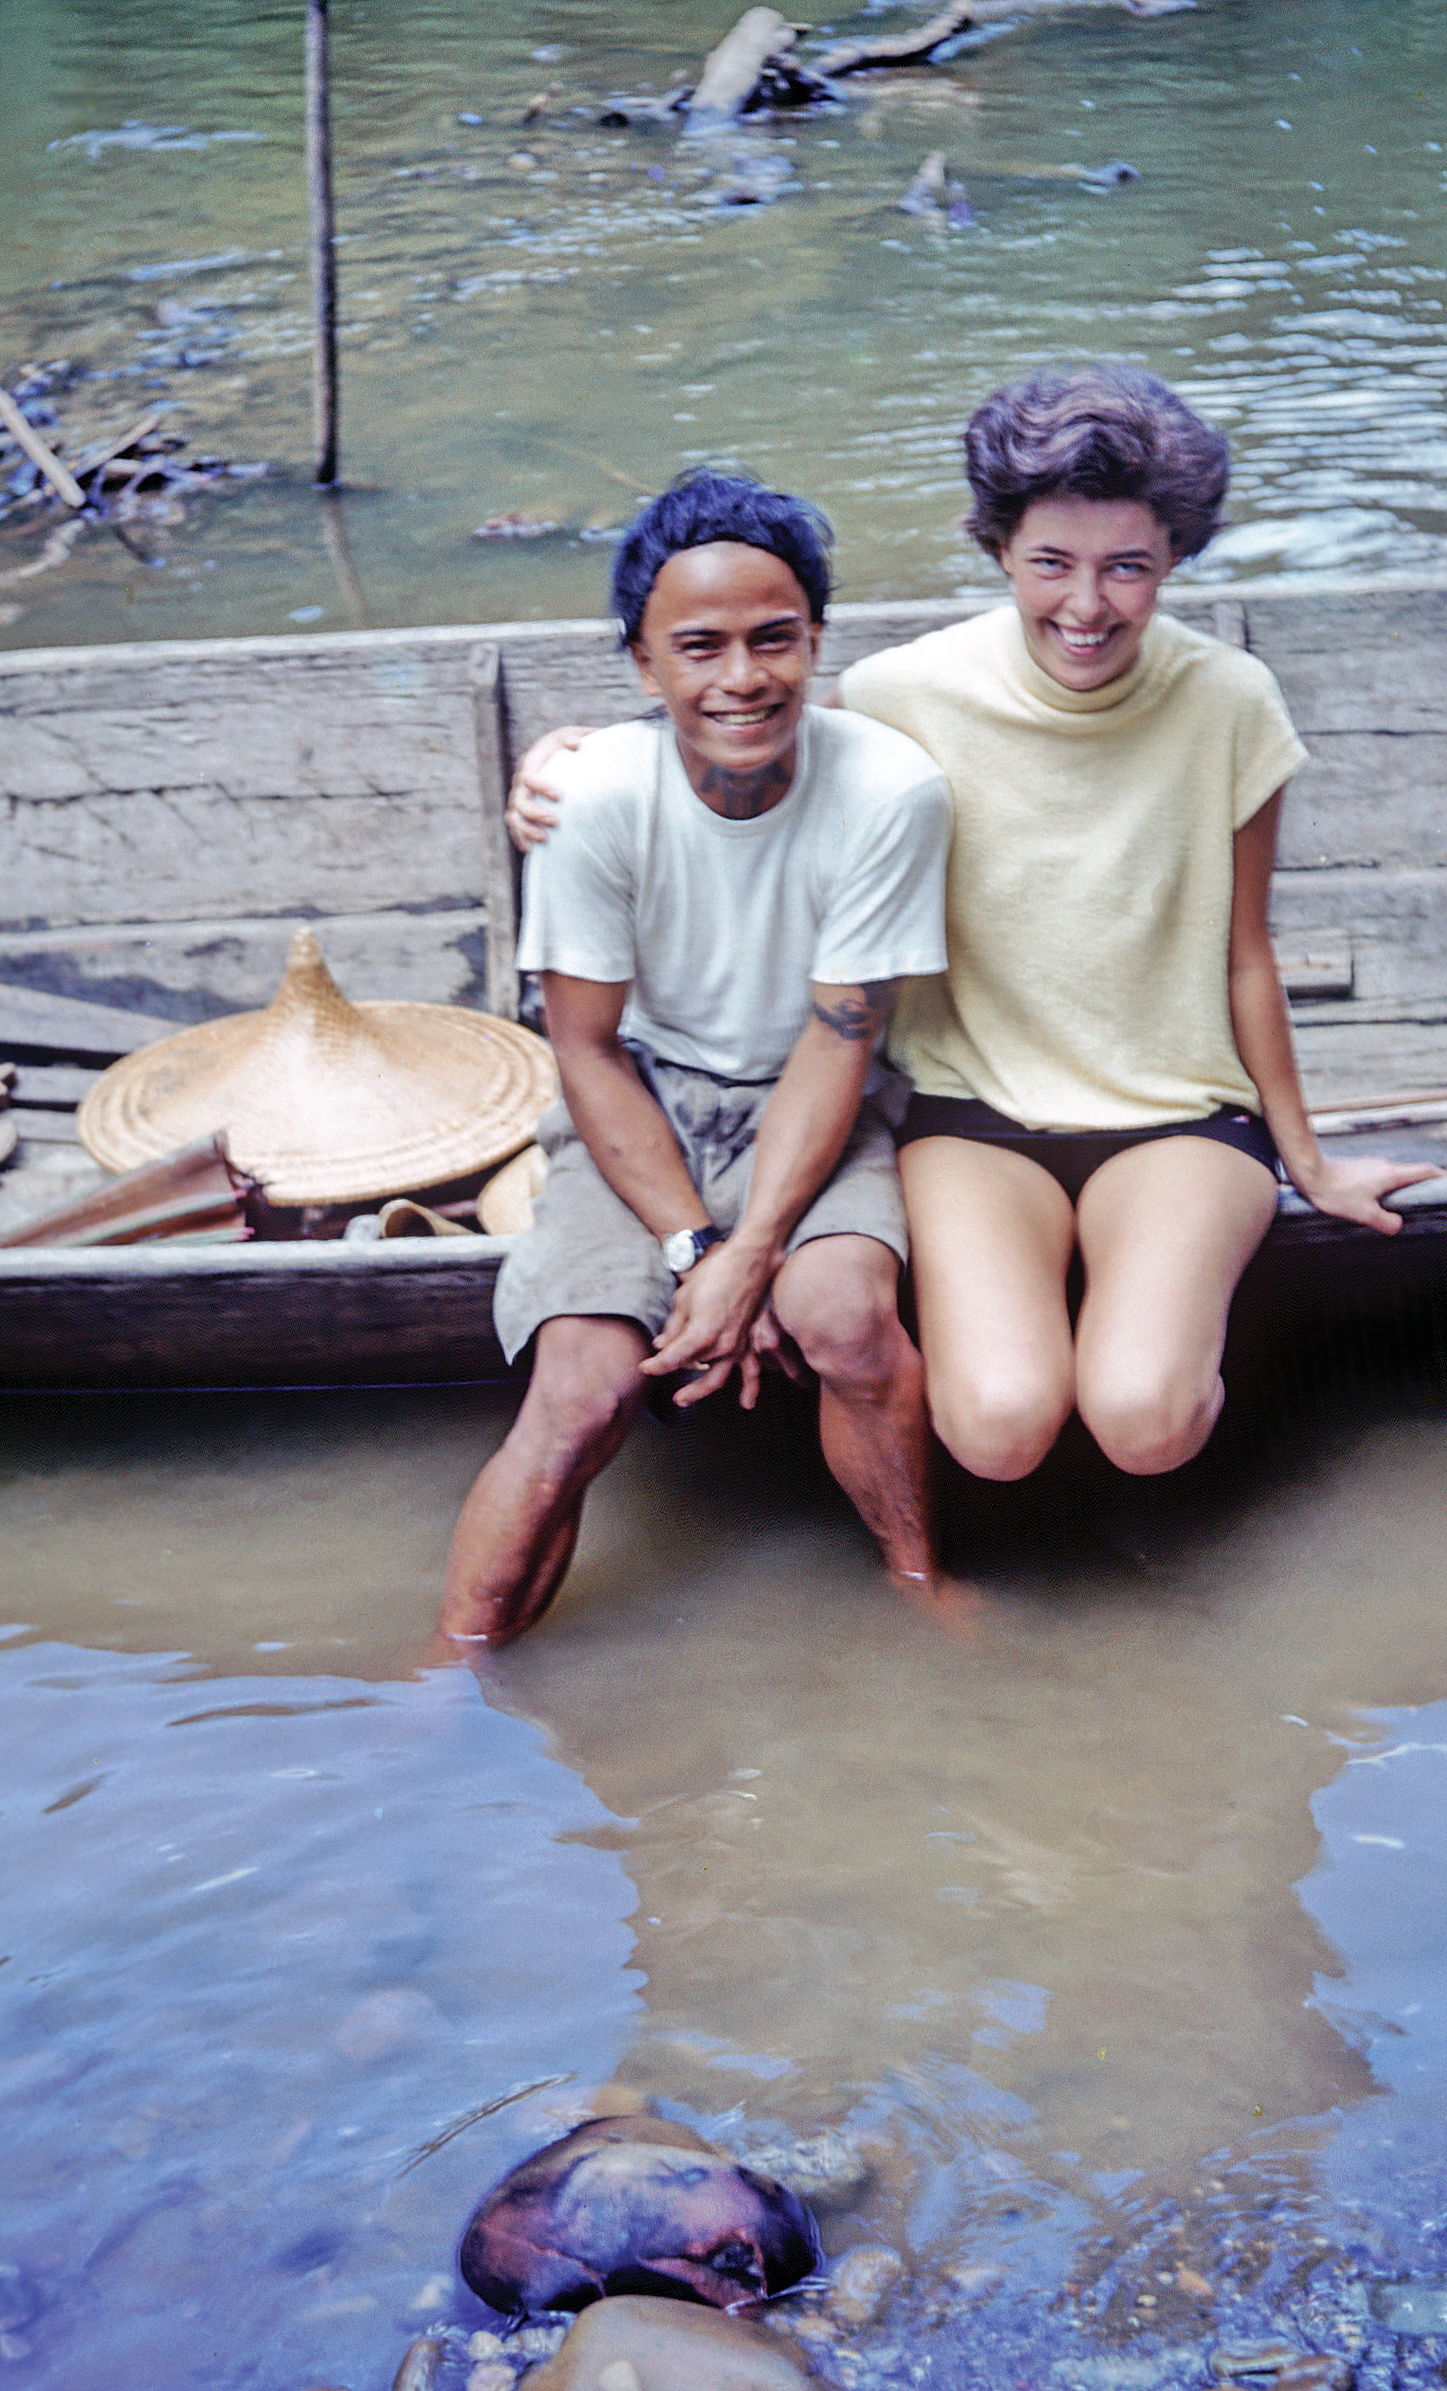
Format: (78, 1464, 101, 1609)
(629, 542, 821, 801)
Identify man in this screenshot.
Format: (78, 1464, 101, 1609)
(438, 473, 952, 1649)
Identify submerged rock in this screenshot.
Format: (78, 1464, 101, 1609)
(391, 2334, 445, 2391)
(524, 2293, 815, 2388)
(738, 2127, 872, 2209)
(1369, 2278, 1447, 2334)
(459, 2115, 823, 2317)
(828, 2245, 904, 2327)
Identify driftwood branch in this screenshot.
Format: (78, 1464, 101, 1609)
(815, 3, 976, 76)
(683, 7, 836, 127)
(689, 7, 798, 119)
(0, 387, 87, 510)
(72, 410, 166, 477)
(815, 0, 1192, 76)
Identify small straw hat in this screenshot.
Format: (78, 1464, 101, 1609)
(478, 1141, 548, 1235)
(77, 930, 559, 1206)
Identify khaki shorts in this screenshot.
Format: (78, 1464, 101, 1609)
(493, 1051, 909, 1366)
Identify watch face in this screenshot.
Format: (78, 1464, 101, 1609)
(662, 1229, 698, 1274)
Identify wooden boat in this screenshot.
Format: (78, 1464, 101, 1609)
(3, 574, 1446, 1389)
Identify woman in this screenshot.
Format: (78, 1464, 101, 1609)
(507, 369, 1433, 1484)
(833, 363, 1432, 1482)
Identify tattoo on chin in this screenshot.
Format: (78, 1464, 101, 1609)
(697, 755, 794, 820)
(811, 980, 899, 1042)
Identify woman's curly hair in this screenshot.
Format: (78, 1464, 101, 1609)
(963, 362, 1230, 560)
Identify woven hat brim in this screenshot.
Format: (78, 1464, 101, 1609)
(78, 1003, 558, 1206)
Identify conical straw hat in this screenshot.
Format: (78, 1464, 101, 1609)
(77, 931, 559, 1206)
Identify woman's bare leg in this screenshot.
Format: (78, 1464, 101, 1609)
(899, 1137, 1078, 1480)
(1074, 1137, 1279, 1475)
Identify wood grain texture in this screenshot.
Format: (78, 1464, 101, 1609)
(1, 643, 499, 929)
(1270, 866, 1447, 1003)
(0, 908, 493, 1019)
(0, 1234, 513, 1388)
(1242, 588, 1447, 733)
(0, 982, 176, 1060)
(3, 1186, 1444, 1387)
(2, 1062, 98, 1108)
(1278, 736, 1447, 869)
(1, 629, 512, 1023)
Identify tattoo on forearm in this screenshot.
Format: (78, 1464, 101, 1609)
(811, 980, 899, 1042)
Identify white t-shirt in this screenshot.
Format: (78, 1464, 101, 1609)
(516, 705, 952, 1084)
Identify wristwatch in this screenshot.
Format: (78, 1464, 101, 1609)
(661, 1224, 725, 1277)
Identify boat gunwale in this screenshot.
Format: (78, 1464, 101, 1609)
(3, 569, 1447, 684)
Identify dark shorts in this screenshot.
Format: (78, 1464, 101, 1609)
(896, 1094, 1280, 1207)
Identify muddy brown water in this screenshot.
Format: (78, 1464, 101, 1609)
(3, 0, 1447, 647)
(4, 1334, 1447, 2390)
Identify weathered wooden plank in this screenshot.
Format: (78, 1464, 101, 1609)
(1291, 1012, 1447, 1108)
(1278, 735, 1447, 870)
(1, 639, 503, 931)
(0, 1234, 512, 1388)
(2, 1062, 97, 1107)
(1242, 588, 1447, 732)
(1270, 865, 1447, 1005)
(5, 1106, 80, 1145)
(1277, 941, 1352, 1001)
(494, 623, 650, 763)
(467, 644, 519, 1019)
(0, 981, 176, 1060)
(0, 908, 494, 1019)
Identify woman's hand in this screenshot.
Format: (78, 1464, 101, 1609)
(504, 725, 595, 852)
(1292, 1151, 1443, 1235)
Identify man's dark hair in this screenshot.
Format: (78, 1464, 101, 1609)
(963, 362, 1230, 561)
(610, 470, 834, 646)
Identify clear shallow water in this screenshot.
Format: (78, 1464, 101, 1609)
(4, 1364, 1447, 2388)
(1, 0, 1445, 649)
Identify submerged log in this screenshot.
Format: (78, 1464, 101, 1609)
(684, 7, 836, 128)
(816, 0, 1193, 76)
(815, 3, 977, 76)
(689, 7, 797, 121)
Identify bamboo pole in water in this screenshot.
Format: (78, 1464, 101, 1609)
(305, 0, 339, 486)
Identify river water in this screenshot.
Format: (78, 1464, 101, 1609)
(5, 1339, 1447, 2390)
(6, 7, 1447, 2387)
(2, 0, 1446, 648)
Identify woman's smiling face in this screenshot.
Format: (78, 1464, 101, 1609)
(997, 495, 1177, 692)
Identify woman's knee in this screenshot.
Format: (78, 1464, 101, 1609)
(927, 1364, 1071, 1482)
(1080, 1363, 1223, 1476)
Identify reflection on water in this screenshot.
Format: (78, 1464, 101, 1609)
(3, 1362, 1447, 2385)
(2, 0, 1446, 648)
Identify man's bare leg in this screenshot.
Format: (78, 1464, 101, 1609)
(438, 1314, 650, 1649)
(769, 1235, 968, 1612)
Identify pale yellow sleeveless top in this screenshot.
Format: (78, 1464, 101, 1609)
(839, 606, 1309, 1131)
